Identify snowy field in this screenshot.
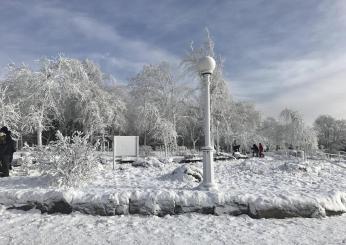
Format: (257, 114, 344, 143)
(0, 152, 345, 218)
(1, 206, 346, 245)
(1, 152, 346, 244)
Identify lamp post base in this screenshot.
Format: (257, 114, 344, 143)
(196, 182, 218, 192)
(197, 146, 218, 191)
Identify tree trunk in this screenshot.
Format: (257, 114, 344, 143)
(192, 139, 198, 151)
(164, 141, 168, 158)
(37, 122, 43, 147)
(102, 133, 105, 152)
(172, 114, 178, 150)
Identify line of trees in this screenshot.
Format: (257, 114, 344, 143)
(0, 34, 343, 153)
(1, 58, 126, 147)
(314, 115, 346, 153)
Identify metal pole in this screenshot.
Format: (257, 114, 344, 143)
(136, 136, 139, 161)
(199, 73, 217, 191)
(216, 120, 220, 154)
(113, 136, 116, 170)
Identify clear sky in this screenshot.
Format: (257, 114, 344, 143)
(1, 0, 345, 124)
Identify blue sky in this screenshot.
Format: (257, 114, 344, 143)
(1, 0, 346, 124)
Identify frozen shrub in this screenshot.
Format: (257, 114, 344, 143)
(139, 145, 153, 156)
(13, 146, 42, 176)
(34, 131, 100, 187)
(161, 164, 202, 183)
(176, 146, 189, 156)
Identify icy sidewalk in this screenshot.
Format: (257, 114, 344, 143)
(2, 206, 346, 245)
(0, 154, 346, 218)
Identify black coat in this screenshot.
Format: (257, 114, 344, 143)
(0, 135, 15, 158)
(0, 141, 9, 158)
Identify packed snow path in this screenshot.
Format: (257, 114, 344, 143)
(0, 153, 345, 218)
(1, 206, 346, 245)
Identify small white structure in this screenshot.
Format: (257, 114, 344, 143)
(113, 136, 139, 169)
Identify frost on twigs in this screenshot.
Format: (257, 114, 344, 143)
(34, 131, 100, 188)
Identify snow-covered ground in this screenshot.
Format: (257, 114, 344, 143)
(0, 152, 346, 218)
(1, 152, 346, 244)
(1, 206, 346, 245)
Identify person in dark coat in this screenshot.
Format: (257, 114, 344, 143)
(251, 144, 259, 157)
(232, 140, 240, 153)
(0, 127, 16, 177)
(0, 132, 10, 177)
(6, 132, 16, 167)
(259, 143, 264, 158)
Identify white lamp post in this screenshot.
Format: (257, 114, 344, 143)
(198, 56, 218, 191)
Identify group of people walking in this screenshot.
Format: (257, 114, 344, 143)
(0, 126, 16, 177)
(252, 143, 264, 158)
(232, 140, 265, 158)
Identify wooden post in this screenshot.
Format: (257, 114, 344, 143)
(113, 136, 116, 170)
(136, 136, 139, 160)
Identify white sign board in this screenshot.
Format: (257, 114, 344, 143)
(113, 136, 139, 157)
(113, 136, 139, 169)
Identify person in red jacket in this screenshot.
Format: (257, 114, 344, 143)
(258, 143, 264, 158)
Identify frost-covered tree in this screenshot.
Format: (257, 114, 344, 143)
(301, 126, 318, 153)
(280, 109, 304, 148)
(2, 63, 60, 146)
(259, 117, 282, 150)
(229, 101, 262, 149)
(39, 57, 126, 138)
(210, 65, 233, 150)
(128, 62, 183, 146)
(0, 57, 124, 147)
(257, 110, 318, 152)
(337, 120, 346, 152)
(78, 59, 126, 135)
(181, 29, 234, 150)
(153, 118, 177, 156)
(0, 86, 21, 136)
(279, 108, 317, 150)
(314, 115, 335, 151)
(1, 56, 127, 146)
(131, 103, 160, 145)
(314, 115, 346, 153)
(178, 92, 203, 150)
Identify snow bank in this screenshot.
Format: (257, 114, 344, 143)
(161, 164, 203, 183)
(1, 154, 346, 219)
(1, 187, 346, 218)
